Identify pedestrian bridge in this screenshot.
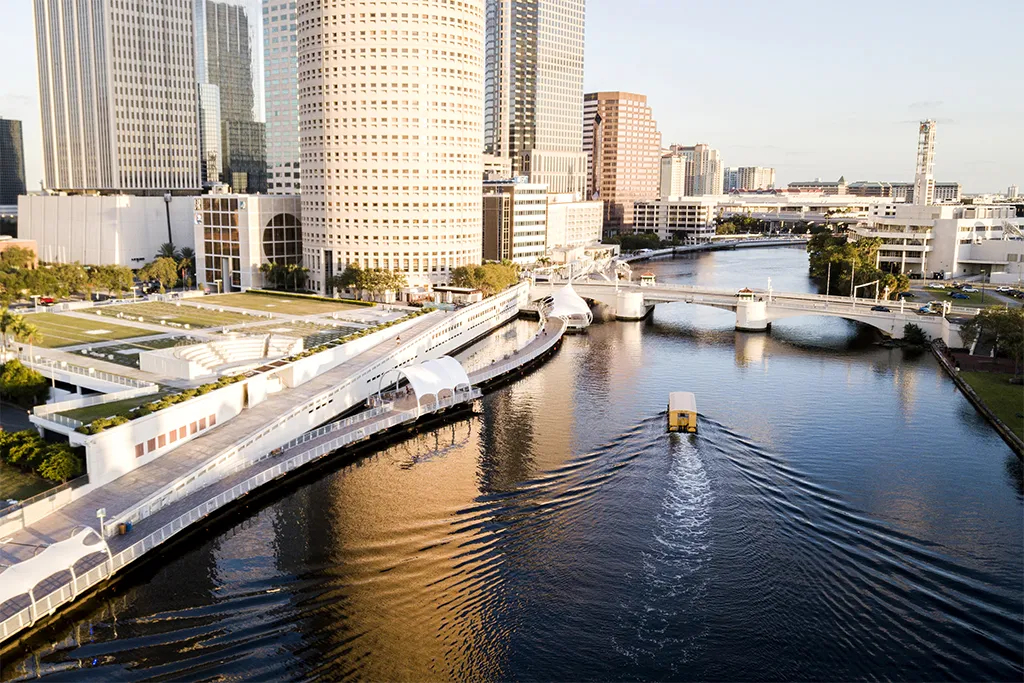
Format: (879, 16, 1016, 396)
(531, 281, 975, 346)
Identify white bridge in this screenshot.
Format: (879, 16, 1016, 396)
(531, 280, 976, 346)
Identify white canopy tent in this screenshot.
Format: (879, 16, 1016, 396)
(379, 356, 472, 405)
(0, 527, 109, 608)
(547, 282, 593, 329)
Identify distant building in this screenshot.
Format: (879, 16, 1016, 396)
(483, 154, 513, 181)
(849, 203, 1022, 278)
(632, 198, 717, 244)
(18, 194, 197, 266)
(484, 0, 587, 195)
(890, 182, 961, 203)
(736, 166, 775, 192)
(1007, 185, 1019, 199)
(663, 144, 722, 196)
(723, 167, 740, 193)
(847, 181, 892, 198)
(0, 119, 26, 205)
(660, 154, 688, 199)
(33, 0, 200, 193)
(194, 194, 301, 292)
(482, 181, 548, 265)
(545, 194, 603, 250)
(583, 92, 661, 229)
(787, 177, 848, 195)
(201, 1, 266, 194)
(263, 0, 299, 194)
(913, 119, 937, 206)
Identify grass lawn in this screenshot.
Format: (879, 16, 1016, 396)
(241, 320, 359, 347)
(960, 371, 1024, 440)
(24, 313, 157, 348)
(201, 292, 366, 316)
(59, 390, 173, 423)
(0, 462, 54, 502)
(73, 336, 202, 368)
(93, 302, 252, 328)
(915, 288, 1010, 309)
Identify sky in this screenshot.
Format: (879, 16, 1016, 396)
(2, 0, 1021, 193)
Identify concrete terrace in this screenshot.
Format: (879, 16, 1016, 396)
(0, 313, 444, 568)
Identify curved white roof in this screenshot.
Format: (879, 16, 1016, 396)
(0, 527, 108, 605)
(388, 356, 471, 402)
(548, 283, 593, 322)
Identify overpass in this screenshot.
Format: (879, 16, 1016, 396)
(531, 280, 975, 346)
(620, 237, 809, 264)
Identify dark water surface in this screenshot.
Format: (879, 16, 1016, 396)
(4, 248, 1022, 681)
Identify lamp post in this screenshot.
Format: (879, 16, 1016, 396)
(96, 507, 107, 537)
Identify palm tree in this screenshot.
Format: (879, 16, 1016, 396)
(156, 242, 181, 261)
(0, 309, 22, 354)
(12, 319, 42, 363)
(178, 247, 196, 290)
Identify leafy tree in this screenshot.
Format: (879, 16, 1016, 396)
(958, 308, 1024, 374)
(39, 444, 84, 483)
(902, 323, 929, 346)
(90, 264, 134, 297)
(0, 246, 36, 269)
(49, 263, 89, 299)
(140, 257, 180, 292)
(451, 261, 519, 297)
(0, 359, 47, 402)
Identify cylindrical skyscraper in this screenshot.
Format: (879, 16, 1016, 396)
(298, 0, 485, 291)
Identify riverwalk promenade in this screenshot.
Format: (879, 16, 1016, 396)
(0, 315, 565, 647)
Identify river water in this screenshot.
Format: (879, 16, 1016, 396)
(4, 247, 1022, 681)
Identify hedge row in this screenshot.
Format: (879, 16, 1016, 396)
(277, 309, 430, 363)
(76, 374, 246, 435)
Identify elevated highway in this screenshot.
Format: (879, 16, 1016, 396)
(531, 280, 975, 346)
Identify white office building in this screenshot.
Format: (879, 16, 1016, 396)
(545, 194, 603, 250)
(17, 194, 196, 266)
(849, 203, 1023, 279)
(633, 198, 718, 243)
(263, 0, 300, 194)
(194, 194, 302, 292)
(33, 0, 200, 192)
(660, 155, 688, 199)
(298, 0, 485, 290)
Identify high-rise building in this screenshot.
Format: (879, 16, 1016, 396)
(0, 119, 26, 205)
(723, 167, 739, 193)
(263, 0, 300, 194)
(583, 92, 661, 229)
(913, 119, 936, 206)
(660, 154, 688, 198)
(200, 1, 266, 194)
(298, 0, 485, 291)
(484, 0, 587, 195)
(668, 143, 722, 196)
(33, 0, 200, 193)
(736, 166, 775, 192)
(1008, 185, 1019, 199)
(482, 180, 548, 264)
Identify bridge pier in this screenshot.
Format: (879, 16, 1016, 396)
(615, 290, 649, 321)
(735, 299, 770, 332)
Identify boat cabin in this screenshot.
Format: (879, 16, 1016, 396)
(667, 392, 698, 433)
(639, 272, 657, 287)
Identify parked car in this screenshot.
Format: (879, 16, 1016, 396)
(870, 305, 891, 312)
(908, 272, 922, 279)
(950, 292, 970, 300)
(897, 291, 915, 299)
(39, 297, 56, 306)
(996, 286, 1013, 293)
(926, 283, 946, 289)
(961, 286, 978, 293)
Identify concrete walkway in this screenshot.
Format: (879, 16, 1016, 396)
(0, 313, 442, 568)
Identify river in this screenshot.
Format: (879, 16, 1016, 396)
(3, 247, 1022, 681)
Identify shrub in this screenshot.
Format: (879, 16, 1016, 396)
(0, 360, 48, 403)
(903, 323, 929, 346)
(38, 444, 84, 483)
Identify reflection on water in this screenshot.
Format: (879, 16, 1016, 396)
(3, 248, 1021, 681)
